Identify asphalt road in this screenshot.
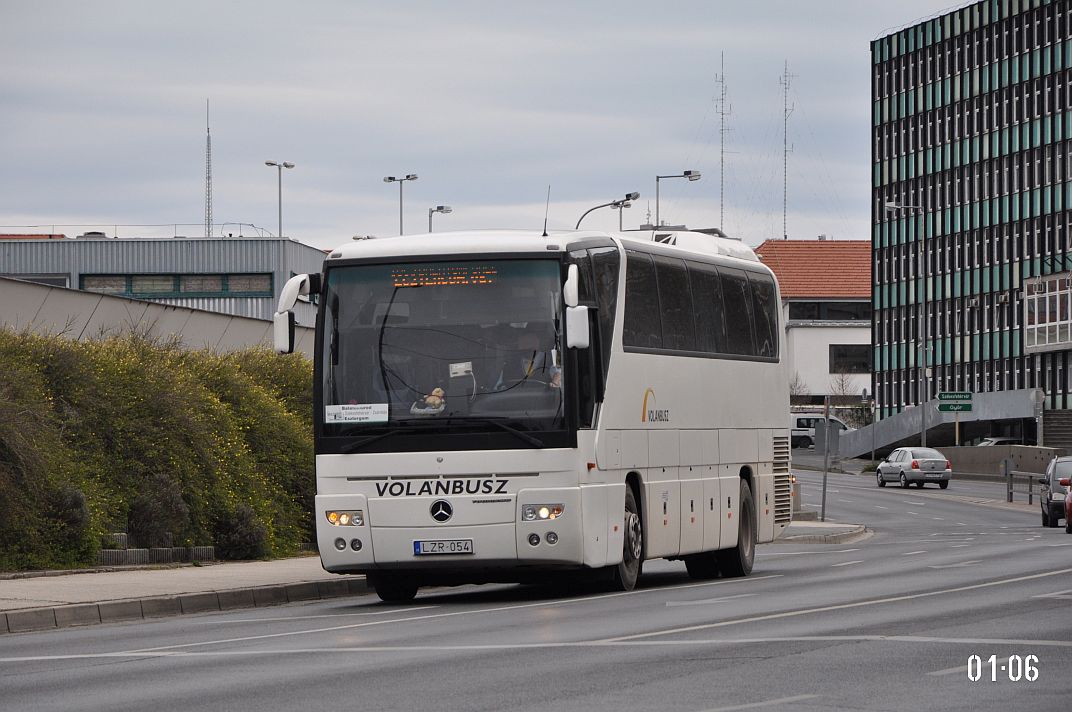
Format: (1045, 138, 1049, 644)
(2, 469, 1070, 712)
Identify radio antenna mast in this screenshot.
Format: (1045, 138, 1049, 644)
(542, 185, 551, 237)
(204, 99, 213, 238)
(715, 52, 732, 232)
(780, 61, 795, 240)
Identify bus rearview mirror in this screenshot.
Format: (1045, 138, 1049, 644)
(564, 264, 579, 307)
(565, 305, 589, 349)
(273, 311, 296, 354)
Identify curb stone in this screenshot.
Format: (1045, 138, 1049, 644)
(0, 576, 371, 635)
(779, 524, 870, 545)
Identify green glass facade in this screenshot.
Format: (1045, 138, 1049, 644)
(872, 0, 1072, 419)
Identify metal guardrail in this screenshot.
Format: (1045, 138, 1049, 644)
(1006, 470, 1038, 505)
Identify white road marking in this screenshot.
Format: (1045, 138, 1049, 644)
(666, 593, 756, 607)
(874, 505, 888, 509)
(932, 517, 945, 521)
(927, 664, 966, 677)
(6, 635, 1072, 664)
(195, 606, 439, 624)
(830, 560, 864, 567)
(1032, 589, 1072, 600)
(901, 550, 926, 555)
(599, 568, 1072, 642)
(758, 549, 859, 557)
(837, 499, 854, 503)
(1047, 543, 1072, 547)
(956, 522, 966, 526)
(927, 560, 982, 569)
(102, 574, 789, 655)
(698, 695, 821, 711)
(907, 511, 921, 516)
(950, 544, 969, 548)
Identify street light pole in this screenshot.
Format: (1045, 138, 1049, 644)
(655, 170, 701, 227)
(384, 174, 418, 235)
(264, 160, 294, 237)
(575, 192, 640, 230)
(428, 205, 452, 232)
(885, 199, 927, 446)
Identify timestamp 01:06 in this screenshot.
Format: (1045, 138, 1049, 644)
(967, 654, 1039, 682)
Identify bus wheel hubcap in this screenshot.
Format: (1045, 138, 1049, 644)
(625, 511, 642, 561)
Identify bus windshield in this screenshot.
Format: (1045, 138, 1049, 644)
(319, 259, 566, 447)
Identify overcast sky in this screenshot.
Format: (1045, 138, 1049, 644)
(1, 0, 957, 251)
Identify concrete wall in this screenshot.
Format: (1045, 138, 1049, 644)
(940, 445, 1063, 476)
(0, 276, 315, 357)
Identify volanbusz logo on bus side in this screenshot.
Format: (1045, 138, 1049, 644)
(375, 479, 508, 497)
(641, 387, 670, 423)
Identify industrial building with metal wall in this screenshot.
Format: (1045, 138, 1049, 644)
(869, 0, 1072, 452)
(0, 233, 325, 327)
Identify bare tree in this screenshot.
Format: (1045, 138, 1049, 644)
(789, 371, 809, 397)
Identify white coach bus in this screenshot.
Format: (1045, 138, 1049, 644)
(274, 228, 792, 602)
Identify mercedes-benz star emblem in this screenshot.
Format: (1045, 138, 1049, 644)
(430, 500, 453, 523)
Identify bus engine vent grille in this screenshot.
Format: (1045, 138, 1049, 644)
(774, 472, 792, 524)
(772, 436, 790, 473)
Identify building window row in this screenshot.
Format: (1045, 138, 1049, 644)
(81, 273, 274, 298)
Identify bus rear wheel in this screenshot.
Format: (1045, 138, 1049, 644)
(716, 480, 755, 578)
(610, 486, 643, 591)
(369, 572, 419, 603)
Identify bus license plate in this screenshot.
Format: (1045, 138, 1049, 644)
(413, 539, 474, 556)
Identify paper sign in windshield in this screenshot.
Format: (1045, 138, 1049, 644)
(325, 404, 389, 423)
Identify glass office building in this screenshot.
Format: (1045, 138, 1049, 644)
(872, 0, 1072, 429)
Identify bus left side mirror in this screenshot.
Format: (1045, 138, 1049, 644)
(274, 311, 296, 354)
(565, 305, 589, 349)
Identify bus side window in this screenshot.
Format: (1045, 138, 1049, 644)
(588, 247, 619, 376)
(718, 267, 756, 356)
(652, 255, 696, 352)
(688, 261, 727, 354)
(623, 251, 662, 349)
(748, 272, 779, 359)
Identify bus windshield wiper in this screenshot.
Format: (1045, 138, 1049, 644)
(339, 427, 406, 453)
(446, 417, 544, 448)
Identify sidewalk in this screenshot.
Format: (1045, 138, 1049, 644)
(0, 519, 862, 635)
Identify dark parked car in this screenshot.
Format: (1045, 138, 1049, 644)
(1038, 456, 1072, 528)
(876, 447, 952, 489)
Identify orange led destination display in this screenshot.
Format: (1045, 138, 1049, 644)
(392, 265, 497, 288)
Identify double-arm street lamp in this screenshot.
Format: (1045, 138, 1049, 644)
(264, 160, 294, 238)
(575, 192, 640, 230)
(384, 174, 418, 235)
(428, 205, 452, 232)
(655, 170, 701, 227)
(885, 199, 929, 447)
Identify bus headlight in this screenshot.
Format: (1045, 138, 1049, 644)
(522, 504, 564, 521)
(326, 510, 364, 526)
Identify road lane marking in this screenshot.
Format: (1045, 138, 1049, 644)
(195, 606, 439, 624)
(932, 517, 945, 521)
(837, 499, 854, 503)
(874, 505, 888, 509)
(927, 664, 966, 677)
(907, 511, 921, 516)
(902, 551, 926, 555)
(666, 593, 756, 607)
(599, 568, 1072, 642)
(6, 636, 1072, 664)
(698, 695, 820, 711)
(758, 548, 860, 557)
(950, 545, 969, 548)
(110, 575, 788, 654)
(1032, 589, 1072, 600)
(928, 560, 982, 569)
(830, 561, 863, 567)
(1047, 543, 1072, 547)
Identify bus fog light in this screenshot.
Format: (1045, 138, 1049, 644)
(326, 510, 364, 526)
(527, 533, 541, 546)
(334, 538, 347, 551)
(545, 531, 559, 545)
(350, 538, 362, 551)
(522, 504, 565, 521)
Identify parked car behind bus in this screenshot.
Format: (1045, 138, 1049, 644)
(1039, 456, 1072, 528)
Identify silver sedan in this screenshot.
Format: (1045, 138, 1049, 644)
(876, 447, 952, 489)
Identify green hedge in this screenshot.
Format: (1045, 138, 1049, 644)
(0, 329, 314, 571)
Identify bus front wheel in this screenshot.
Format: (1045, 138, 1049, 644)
(369, 572, 419, 603)
(716, 480, 755, 578)
(610, 486, 643, 591)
